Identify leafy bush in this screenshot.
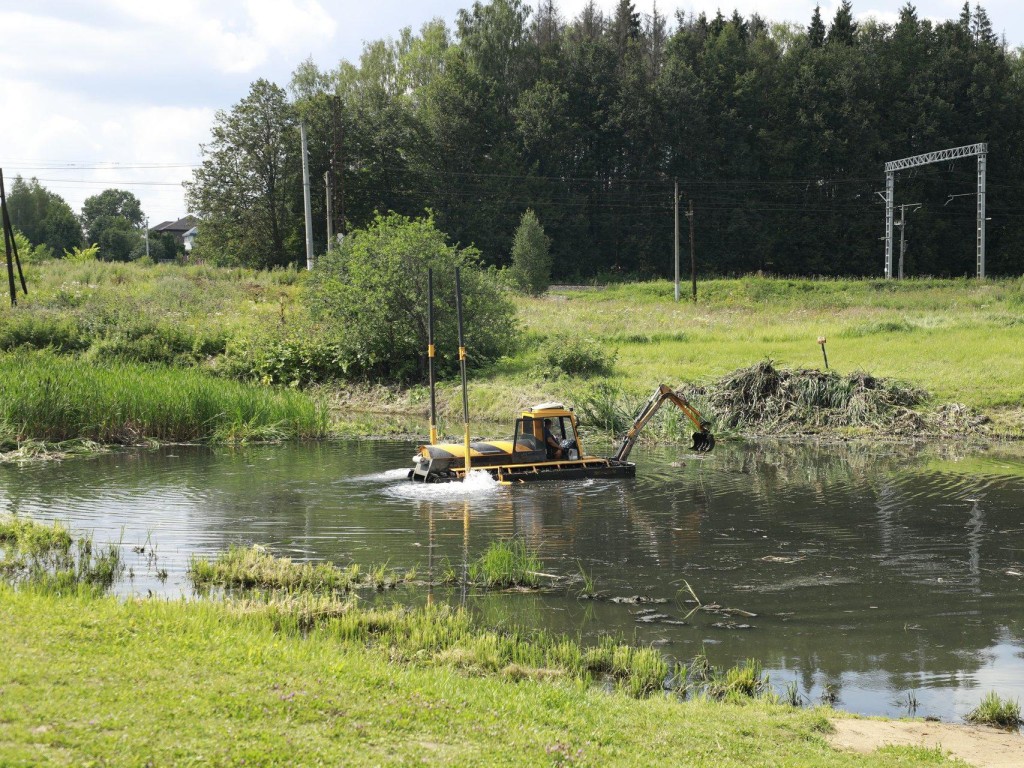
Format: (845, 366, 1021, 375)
(12, 230, 53, 263)
(63, 244, 100, 263)
(219, 332, 347, 386)
(541, 334, 615, 377)
(305, 212, 517, 383)
(85, 320, 227, 366)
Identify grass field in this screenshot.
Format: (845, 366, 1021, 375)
(509, 277, 1024, 407)
(2, 262, 1022, 443)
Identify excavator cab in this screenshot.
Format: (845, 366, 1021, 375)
(519, 405, 582, 461)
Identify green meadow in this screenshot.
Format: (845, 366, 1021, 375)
(1, 261, 1022, 444)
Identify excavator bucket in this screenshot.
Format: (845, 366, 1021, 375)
(691, 431, 715, 453)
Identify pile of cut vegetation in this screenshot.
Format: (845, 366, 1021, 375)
(700, 360, 929, 435)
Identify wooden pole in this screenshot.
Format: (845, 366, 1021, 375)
(688, 198, 697, 302)
(673, 180, 680, 302)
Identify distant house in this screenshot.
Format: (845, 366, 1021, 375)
(150, 215, 199, 246)
(182, 226, 198, 253)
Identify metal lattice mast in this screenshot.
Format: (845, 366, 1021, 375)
(977, 152, 987, 278)
(883, 142, 988, 278)
(884, 172, 894, 279)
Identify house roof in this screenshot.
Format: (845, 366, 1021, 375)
(151, 215, 199, 234)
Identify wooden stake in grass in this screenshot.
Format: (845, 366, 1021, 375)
(817, 336, 829, 370)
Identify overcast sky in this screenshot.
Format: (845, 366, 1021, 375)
(1, 0, 1020, 225)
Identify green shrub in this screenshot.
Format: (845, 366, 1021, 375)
(542, 334, 615, 377)
(305, 212, 517, 383)
(85, 320, 227, 366)
(219, 333, 348, 386)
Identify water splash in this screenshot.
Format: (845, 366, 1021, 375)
(382, 469, 500, 500)
(341, 467, 411, 483)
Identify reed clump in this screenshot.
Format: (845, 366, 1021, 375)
(187, 545, 403, 594)
(671, 650, 775, 703)
(0, 350, 328, 446)
(965, 691, 1022, 728)
(0, 514, 122, 592)
(469, 539, 542, 588)
(701, 360, 928, 434)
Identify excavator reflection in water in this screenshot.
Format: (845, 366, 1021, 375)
(409, 384, 714, 483)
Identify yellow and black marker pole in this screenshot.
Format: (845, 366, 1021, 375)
(427, 268, 438, 445)
(455, 267, 471, 476)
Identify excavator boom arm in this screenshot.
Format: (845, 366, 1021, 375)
(613, 385, 714, 462)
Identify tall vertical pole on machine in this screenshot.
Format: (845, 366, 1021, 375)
(884, 171, 894, 279)
(427, 268, 438, 445)
(977, 151, 987, 279)
(455, 268, 471, 476)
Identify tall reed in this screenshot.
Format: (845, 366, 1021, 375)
(0, 350, 327, 444)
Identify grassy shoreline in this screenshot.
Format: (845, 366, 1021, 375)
(0, 517, 993, 765)
(1, 585, 962, 767)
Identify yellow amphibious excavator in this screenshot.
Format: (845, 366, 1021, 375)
(407, 267, 713, 483)
(409, 384, 714, 483)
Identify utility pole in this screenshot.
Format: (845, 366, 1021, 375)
(895, 202, 921, 279)
(324, 170, 334, 250)
(300, 121, 314, 270)
(673, 180, 680, 302)
(144, 216, 149, 260)
(331, 96, 347, 238)
(688, 198, 696, 302)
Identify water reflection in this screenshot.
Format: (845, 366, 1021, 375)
(2, 438, 1023, 721)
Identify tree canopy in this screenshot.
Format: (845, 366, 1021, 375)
(188, 0, 1024, 278)
(184, 79, 301, 268)
(6, 177, 82, 257)
(81, 189, 145, 262)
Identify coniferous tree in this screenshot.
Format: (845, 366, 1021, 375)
(808, 5, 826, 48)
(827, 1, 858, 45)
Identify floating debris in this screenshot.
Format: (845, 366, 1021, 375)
(711, 622, 754, 630)
(609, 595, 668, 605)
(635, 613, 671, 623)
(761, 555, 805, 564)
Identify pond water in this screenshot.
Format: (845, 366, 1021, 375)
(2, 438, 1023, 722)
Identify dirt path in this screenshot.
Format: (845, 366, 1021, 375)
(829, 718, 1023, 767)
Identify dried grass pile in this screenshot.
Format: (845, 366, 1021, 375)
(701, 360, 929, 435)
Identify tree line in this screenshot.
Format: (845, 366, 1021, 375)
(182, 0, 1022, 278)
(7, 179, 185, 263)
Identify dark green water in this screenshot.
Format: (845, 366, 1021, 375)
(3, 439, 1023, 722)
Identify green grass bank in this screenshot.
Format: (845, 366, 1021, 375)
(2, 261, 1023, 443)
(0, 585, 962, 767)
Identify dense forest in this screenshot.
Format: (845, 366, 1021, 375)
(184, 0, 1024, 278)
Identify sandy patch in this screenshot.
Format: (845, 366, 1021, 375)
(829, 718, 1023, 767)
